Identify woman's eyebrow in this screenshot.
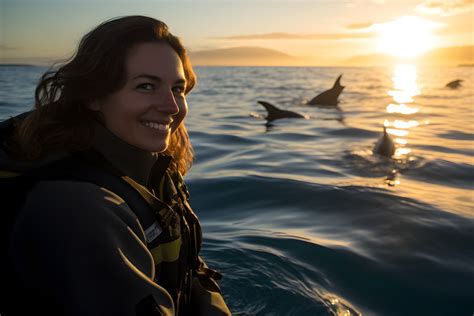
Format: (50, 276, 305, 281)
(132, 74, 186, 85)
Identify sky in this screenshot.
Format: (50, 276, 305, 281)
(1, 0, 473, 65)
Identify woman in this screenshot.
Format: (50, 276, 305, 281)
(1, 16, 231, 315)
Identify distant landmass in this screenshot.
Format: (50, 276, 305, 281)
(189, 46, 309, 66)
(189, 45, 473, 67)
(342, 45, 474, 66)
(2, 45, 472, 67)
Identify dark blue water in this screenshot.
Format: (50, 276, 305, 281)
(1, 65, 473, 315)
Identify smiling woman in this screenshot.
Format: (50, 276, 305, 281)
(1, 15, 231, 316)
(375, 15, 441, 58)
(88, 42, 188, 153)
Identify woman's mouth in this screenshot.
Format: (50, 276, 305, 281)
(141, 121, 171, 132)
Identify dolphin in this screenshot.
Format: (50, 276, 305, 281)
(257, 101, 306, 122)
(446, 79, 463, 89)
(307, 74, 345, 106)
(373, 126, 395, 158)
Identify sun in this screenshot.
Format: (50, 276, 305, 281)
(375, 16, 440, 58)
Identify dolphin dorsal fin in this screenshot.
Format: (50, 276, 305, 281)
(334, 74, 343, 88)
(258, 100, 279, 113)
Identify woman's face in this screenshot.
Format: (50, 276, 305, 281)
(91, 42, 188, 152)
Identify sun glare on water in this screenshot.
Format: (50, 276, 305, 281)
(375, 16, 441, 58)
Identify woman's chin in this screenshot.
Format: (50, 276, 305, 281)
(136, 141, 168, 153)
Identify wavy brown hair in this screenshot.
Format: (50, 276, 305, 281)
(11, 15, 196, 175)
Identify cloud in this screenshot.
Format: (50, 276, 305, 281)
(416, 0, 473, 16)
(372, 15, 444, 31)
(346, 0, 386, 8)
(346, 22, 374, 30)
(212, 32, 373, 40)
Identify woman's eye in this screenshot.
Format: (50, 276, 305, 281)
(136, 83, 154, 91)
(172, 86, 185, 96)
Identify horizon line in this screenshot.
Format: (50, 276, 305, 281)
(1, 63, 472, 68)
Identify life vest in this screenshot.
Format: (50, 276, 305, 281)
(0, 117, 222, 315)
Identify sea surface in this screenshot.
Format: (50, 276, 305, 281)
(1, 65, 473, 316)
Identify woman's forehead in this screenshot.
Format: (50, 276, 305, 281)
(125, 42, 185, 81)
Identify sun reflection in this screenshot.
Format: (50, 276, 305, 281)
(385, 178, 401, 186)
(389, 64, 420, 104)
(396, 148, 412, 156)
(388, 91, 414, 104)
(383, 63, 420, 162)
(386, 103, 419, 114)
(393, 64, 417, 89)
(387, 128, 409, 137)
(323, 293, 361, 316)
(393, 120, 419, 129)
(395, 138, 407, 145)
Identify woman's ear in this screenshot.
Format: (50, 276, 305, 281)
(87, 100, 101, 111)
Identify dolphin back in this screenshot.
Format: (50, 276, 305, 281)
(308, 74, 344, 106)
(373, 127, 395, 157)
(446, 79, 463, 89)
(257, 100, 305, 121)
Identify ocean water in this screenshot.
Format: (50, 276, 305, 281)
(1, 65, 473, 315)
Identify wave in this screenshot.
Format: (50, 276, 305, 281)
(190, 175, 474, 315)
(402, 158, 474, 189)
(438, 130, 474, 141)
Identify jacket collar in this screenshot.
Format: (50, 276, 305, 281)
(91, 121, 171, 187)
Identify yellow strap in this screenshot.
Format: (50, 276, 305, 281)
(177, 171, 185, 188)
(149, 236, 183, 265)
(0, 170, 21, 178)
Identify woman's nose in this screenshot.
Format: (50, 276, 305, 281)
(154, 88, 179, 115)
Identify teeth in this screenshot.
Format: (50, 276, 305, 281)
(141, 121, 170, 131)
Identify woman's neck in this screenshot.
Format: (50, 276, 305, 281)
(91, 121, 158, 187)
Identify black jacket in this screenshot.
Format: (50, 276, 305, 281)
(2, 120, 231, 315)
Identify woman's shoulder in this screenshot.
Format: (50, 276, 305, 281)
(19, 179, 140, 233)
(29, 179, 124, 209)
